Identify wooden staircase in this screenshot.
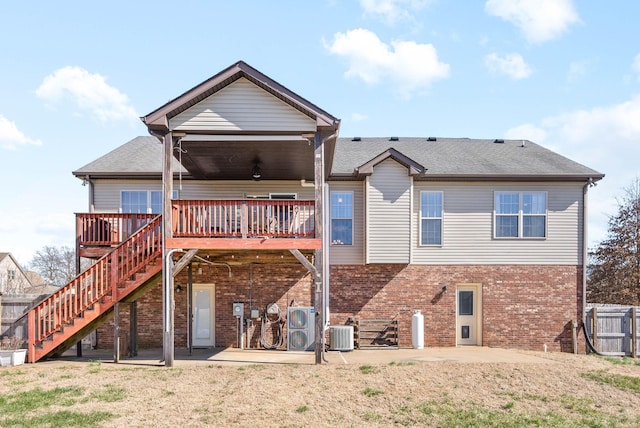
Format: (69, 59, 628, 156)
(26, 216, 163, 363)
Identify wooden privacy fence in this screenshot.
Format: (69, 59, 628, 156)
(0, 294, 45, 339)
(585, 304, 639, 357)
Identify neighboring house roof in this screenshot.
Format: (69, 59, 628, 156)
(24, 271, 47, 288)
(0, 252, 33, 294)
(72, 136, 187, 179)
(332, 137, 604, 181)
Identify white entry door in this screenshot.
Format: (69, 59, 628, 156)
(192, 284, 215, 347)
(456, 285, 481, 346)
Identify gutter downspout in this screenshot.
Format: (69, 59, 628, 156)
(83, 175, 95, 213)
(323, 182, 330, 363)
(582, 178, 594, 342)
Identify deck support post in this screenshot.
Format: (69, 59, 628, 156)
(313, 131, 326, 365)
(114, 302, 120, 363)
(130, 301, 138, 357)
(162, 132, 175, 367)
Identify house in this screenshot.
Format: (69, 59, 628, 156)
(0, 253, 33, 295)
(24, 61, 604, 364)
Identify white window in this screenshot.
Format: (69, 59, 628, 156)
(7, 270, 16, 281)
(331, 191, 353, 245)
(494, 191, 547, 238)
(420, 191, 443, 245)
(121, 191, 175, 214)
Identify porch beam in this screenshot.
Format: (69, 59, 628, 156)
(172, 249, 198, 277)
(289, 249, 319, 279)
(165, 238, 321, 250)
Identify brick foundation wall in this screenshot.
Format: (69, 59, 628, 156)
(97, 263, 314, 350)
(96, 263, 584, 353)
(330, 264, 583, 352)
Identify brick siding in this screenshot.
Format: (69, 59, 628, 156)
(96, 263, 583, 353)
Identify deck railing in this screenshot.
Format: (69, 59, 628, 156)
(76, 199, 316, 248)
(172, 199, 315, 238)
(77, 213, 157, 247)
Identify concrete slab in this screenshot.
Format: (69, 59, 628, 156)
(54, 346, 556, 367)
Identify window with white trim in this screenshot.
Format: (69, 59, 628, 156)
(494, 191, 547, 238)
(331, 191, 353, 245)
(420, 191, 443, 245)
(121, 191, 175, 214)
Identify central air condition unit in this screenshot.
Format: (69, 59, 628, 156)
(287, 307, 314, 351)
(329, 326, 354, 351)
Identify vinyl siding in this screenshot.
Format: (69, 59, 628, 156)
(91, 179, 315, 212)
(169, 78, 316, 132)
(366, 159, 411, 263)
(411, 182, 583, 265)
(328, 182, 365, 265)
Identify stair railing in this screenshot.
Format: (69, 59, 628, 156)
(27, 215, 162, 361)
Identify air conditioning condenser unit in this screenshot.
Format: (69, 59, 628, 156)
(329, 326, 354, 351)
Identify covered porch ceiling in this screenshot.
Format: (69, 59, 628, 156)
(176, 134, 315, 181)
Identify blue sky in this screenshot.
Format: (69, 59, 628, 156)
(1, 0, 639, 264)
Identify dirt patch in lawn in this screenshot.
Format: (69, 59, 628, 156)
(1, 350, 639, 427)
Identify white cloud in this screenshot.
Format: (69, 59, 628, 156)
(484, 53, 532, 79)
(36, 66, 138, 122)
(325, 28, 450, 98)
(485, 0, 580, 44)
(359, 0, 431, 25)
(504, 94, 640, 246)
(632, 53, 640, 81)
(0, 115, 43, 150)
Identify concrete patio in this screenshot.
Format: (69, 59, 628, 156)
(51, 345, 561, 367)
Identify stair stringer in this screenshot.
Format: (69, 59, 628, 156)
(44, 270, 163, 359)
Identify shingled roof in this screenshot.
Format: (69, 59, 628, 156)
(72, 136, 187, 178)
(73, 136, 603, 182)
(331, 137, 603, 181)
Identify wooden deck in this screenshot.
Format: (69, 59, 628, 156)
(77, 199, 318, 256)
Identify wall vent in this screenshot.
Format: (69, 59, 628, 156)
(329, 326, 354, 351)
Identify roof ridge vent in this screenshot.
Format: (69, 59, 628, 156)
(389, 136, 399, 141)
(493, 139, 504, 144)
(427, 137, 437, 141)
(352, 137, 361, 141)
